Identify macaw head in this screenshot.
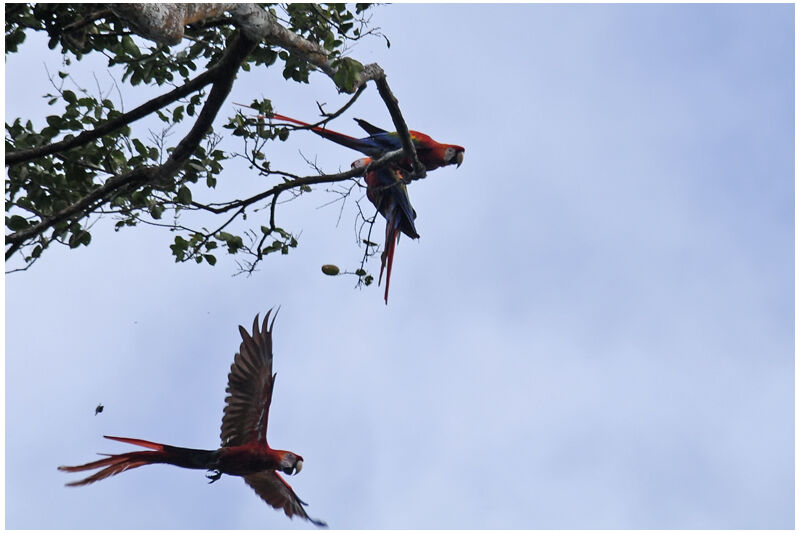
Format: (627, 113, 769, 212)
(444, 145, 465, 168)
(277, 451, 304, 476)
(409, 131, 465, 169)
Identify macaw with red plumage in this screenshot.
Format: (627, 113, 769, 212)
(352, 157, 419, 304)
(59, 311, 326, 528)
(261, 111, 465, 172)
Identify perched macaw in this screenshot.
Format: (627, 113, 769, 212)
(352, 157, 419, 304)
(268, 111, 465, 171)
(59, 311, 326, 528)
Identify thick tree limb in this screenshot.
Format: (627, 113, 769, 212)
(229, 4, 336, 77)
(109, 4, 229, 45)
(161, 34, 255, 176)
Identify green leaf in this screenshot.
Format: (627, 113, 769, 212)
(132, 138, 147, 156)
(45, 115, 63, 128)
(149, 204, 164, 219)
(170, 235, 189, 260)
(6, 215, 29, 231)
(204, 254, 217, 265)
(333, 57, 364, 92)
(68, 230, 90, 248)
(121, 35, 140, 56)
(176, 185, 192, 204)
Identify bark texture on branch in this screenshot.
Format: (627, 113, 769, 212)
(109, 3, 230, 45)
(109, 3, 375, 91)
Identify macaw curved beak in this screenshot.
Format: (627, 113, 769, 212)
(456, 151, 464, 168)
(282, 459, 303, 475)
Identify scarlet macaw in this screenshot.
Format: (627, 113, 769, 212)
(268, 112, 465, 171)
(353, 157, 419, 304)
(59, 311, 326, 528)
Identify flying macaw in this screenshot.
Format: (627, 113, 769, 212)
(352, 157, 419, 304)
(265, 111, 465, 171)
(59, 311, 326, 528)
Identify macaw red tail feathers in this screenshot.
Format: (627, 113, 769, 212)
(379, 226, 401, 305)
(270, 112, 381, 155)
(60, 436, 219, 486)
(58, 450, 167, 487)
(103, 435, 165, 450)
(269, 113, 319, 130)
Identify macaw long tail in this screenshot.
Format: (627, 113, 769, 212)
(270, 113, 383, 157)
(58, 436, 218, 487)
(379, 225, 401, 305)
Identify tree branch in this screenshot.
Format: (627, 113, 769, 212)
(190, 163, 367, 216)
(228, 4, 336, 78)
(161, 34, 256, 176)
(366, 67, 426, 180)
(109, 4, 230, 45)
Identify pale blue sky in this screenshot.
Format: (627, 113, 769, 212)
(5, 3, 794, 529)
